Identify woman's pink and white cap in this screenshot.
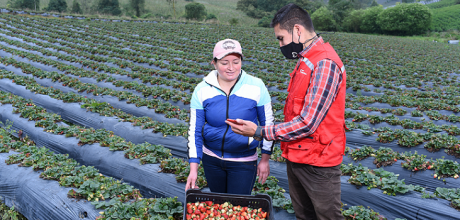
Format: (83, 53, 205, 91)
(213, 39, 243, 60)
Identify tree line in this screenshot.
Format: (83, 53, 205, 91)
(6, 0, 219, 21)
(238, 0, 433, 36)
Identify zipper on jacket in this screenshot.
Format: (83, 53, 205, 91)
(205, 72, 242, 158)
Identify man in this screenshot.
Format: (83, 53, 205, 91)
(226, 3, 346, 220)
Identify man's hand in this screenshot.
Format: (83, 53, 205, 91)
(185, 163, 200, 191)
(258, 154, 270, 184)
(226, 119, 258, 137)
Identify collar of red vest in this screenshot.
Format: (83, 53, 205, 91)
(299, 36, 324, 58)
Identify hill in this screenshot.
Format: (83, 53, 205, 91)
(0, 0, 259, 25)
(429, 1, 460, 31)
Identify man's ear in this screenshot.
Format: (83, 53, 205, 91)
(293, 24, 302, 41)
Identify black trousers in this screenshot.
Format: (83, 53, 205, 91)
(286, 160, 344, 220)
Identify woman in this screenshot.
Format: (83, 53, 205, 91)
(185, 39, 274, 195)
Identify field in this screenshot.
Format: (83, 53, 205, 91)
(0, 11, 460, 219)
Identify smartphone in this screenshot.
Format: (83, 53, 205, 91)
(227, 119, 243, 125)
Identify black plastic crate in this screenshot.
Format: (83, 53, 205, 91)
(184, 189, 274, 220)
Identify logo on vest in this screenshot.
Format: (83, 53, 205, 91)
(222, 41, 236, 50)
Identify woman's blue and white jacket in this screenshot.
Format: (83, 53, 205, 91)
(188, 70, 274, 164)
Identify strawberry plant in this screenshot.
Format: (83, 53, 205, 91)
(342, 205, 385, 220)
(392, 108, 407, 116)
(159, 157, 188, 173)
(373, 147, 399, 168)
(69, 177, 142, 202)
(425, 110, 445, 120)
(345, 163, 424, 195)
(432, 158, 460, 179)
(446, 143, 460, 158)
(376, 132, 396, 143)
(434, 188, 460, 210)
(174, 162, 207, 188)
(362, 130, 375, 136)
(253, 176, 292, 211)
(400, 151, 433, 172)
(341, 163, 368, 176)
(384, 115, 400, 126)
(352, 113, 368, 122)
(397, 131, 424, 147)
(268, 147, 285, 163)
(151, 197, 183, 219)
(0, 203, 27, 220)
(425, 134, 459, 152)
(345, 111, 356, 119)
(443, 125, 460, 136)
(400, 119, 422, 129)
(410, 110, 423, 117)
(422, 122, 443, 133)
(368, 115, 384, 124)
(94, 198, 151, 220)
(349, 146, 375, 161)
(124, 143, 171, 164)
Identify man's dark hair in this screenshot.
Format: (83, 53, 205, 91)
(270, 3, 314, 33)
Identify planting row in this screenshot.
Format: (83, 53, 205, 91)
(0, 86, 295, 215)
(0, 125, 184, 220)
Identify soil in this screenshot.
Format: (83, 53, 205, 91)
(445, 149, 460, 158)
(373, 159, 396, 168)
(425, 147, 441, 153)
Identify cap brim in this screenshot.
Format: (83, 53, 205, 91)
(215, 52, 243, 60)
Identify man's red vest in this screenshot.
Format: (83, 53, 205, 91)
(281, 41, 347, 167)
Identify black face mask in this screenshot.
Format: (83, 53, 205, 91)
(280, 33, 318, 60)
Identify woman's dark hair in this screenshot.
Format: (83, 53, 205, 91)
(270, 3, 314, 33)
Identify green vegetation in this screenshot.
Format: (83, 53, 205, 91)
(0, 199, 27, 220)
(236, 0, 324, 27)
(0, 11, 458, 219)
(97, 0, 122, 15)
(229, 17, 239, 25)
(427, 0, 458, 8)
(360, 6, 383, 33)
(70, 0, 82, 14)
(45, 0, 67, 12)
(130, 0, 145, 17)
(430, 4, 460, 32)
(184, 2, 206, 20)
(377, 3, 432, 35)
(2, 0, 257, 25)
(342, 9, 364, 32)
(6, 0, 40, 10)
(311, 6, 336, 31)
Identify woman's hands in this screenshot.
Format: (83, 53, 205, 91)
(185, 162, 200, 191)
(257, 154, 270, 184)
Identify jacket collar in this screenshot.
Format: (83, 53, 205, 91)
(299, 36, 324, 58)
(290, 36, 324, 78)
(204, 70, 244, 90)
